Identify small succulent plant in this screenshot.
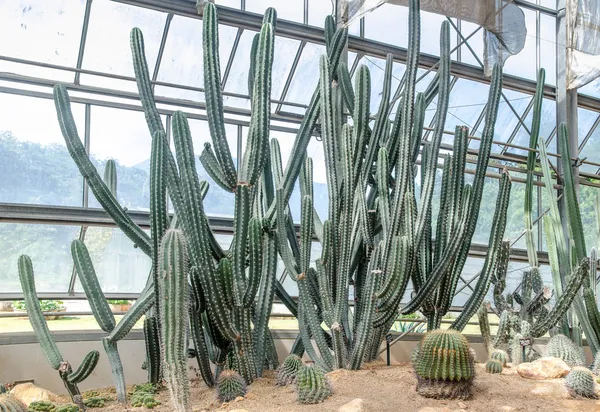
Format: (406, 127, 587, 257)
(546, 334, 586, 367)
(216, 370, 247, 403)
(295, 364, 332, 404)
(485, 359, 503, 374)
(276, 354, 303, 386)
(564, 367, 598, 399)
(491, 349, 508, 366)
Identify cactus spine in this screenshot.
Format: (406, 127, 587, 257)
(276, 354, 303, 386)
(157, 229, 190, 412)
(490, 349, 508, 367)
(216, 370, 247, 403)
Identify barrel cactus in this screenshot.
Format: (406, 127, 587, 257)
(491, 349, 508, 366)
(592, 352, 600, 375)
(546, 334, 586, 367)
(276, 354, 303, 386)
(414, 330, 475, 399)
(55, 405, 79, 412)
(295, 364, 332, 404)
(411, 344, 421, 366)
(217, 370, 247, 403)
(485, 359, 503, 374)
(564, 367, 598, 399)
(0, 395, 28, 412)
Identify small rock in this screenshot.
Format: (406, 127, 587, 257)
(233, 396, 245, 402)
(338, 398, 363, 412)
(10, 383, 59, 406)
(517, 357, 570, 380)
(457, 402, 467, 409)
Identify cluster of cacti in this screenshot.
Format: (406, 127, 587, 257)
(295, 364, 332, 404)
(564, 367, 598, 399)
(545, 334, 586, 367)
(216, 370, 247, 403)
(82, 397, 105, 408)
(276, 354, 303, 386)
(130, 385, 160, 409)
(413, 330, 475, 399)
(16, 255, 97, 409)
(0, 395, 26, 412)
(485, 359, 503, 374)
(27, 401, 55, 411)
(55, 405, 80, 412)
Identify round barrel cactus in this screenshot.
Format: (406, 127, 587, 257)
(276, 354, 302, 386)
(490, 349, 508, 366)
(414, 329, 475, 399)
(564, 367, 598, 399)
(295, 364, 332, 404)
(546, 334, 586, 367)
(217, 370, 247, 403)
(485, 359, 503, 374)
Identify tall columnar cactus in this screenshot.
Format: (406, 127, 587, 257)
(17, 255, 97, 410)
(413, 330, 475, 399)
(143, 316, 161, 386)
(564, 367, 598, 399)
(157, 229, 190, 412)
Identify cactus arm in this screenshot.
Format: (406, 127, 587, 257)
(253, 233, 277, 376)
(202, 3, 237, 187)
(275, 188, 300, 279)
(338, 62, 355, 116)
(131, 28, 165, 136)
(232, 185, 250, 307)
(242, 218, 263, 307)
(53, 85, 152, 257)
(17, 255, 63, 369)
(67, 350, 100, 384)
(199, 143, 235, 192)
(531, 258, 589, 337)
(104, 159, 117, 198)
(102, 338, 127, 403)
(241, 22, 274, 187)
(107, 280, 154, 342)
(410, 93, 426, 163)
(70, 240, 116, 333)
(274, 278, 298, 317)
(377, 148, 391, 240)
(158, 229, 190, 411)
(190, 309, 215, 388)
(451, 171, 511, 331)
(524, 68, 545, 269)
(248, 33, 259, 101)
(143, 316, 161, 385)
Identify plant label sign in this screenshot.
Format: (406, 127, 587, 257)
(386, 333, 393, 344)
(519, 337, 533, 346)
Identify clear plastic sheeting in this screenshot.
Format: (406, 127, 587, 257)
(567, 0, 600, 90)
(343, 0, 526, 76)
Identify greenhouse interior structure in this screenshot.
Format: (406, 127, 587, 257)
(4, 0, 600, 410)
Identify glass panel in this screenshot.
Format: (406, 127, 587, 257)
(0, 223, 80, 293)
(577, 107, 599, 147)
(216, 0, 240, 8)
(504, 173, 533, 250)
(309, 0, 334, 27)
(420, 12, 456, 57)
(88, 106, 166, 211)
(223, 28, 259, 110)
(444, 79, 489, 145)
(488, 90, 532, 153)
(579, 77, 600, 99)
(81, 0, 166, 92)
(539, 14, 556, 86)
(364, 3, 408, 47)
(580, 185, 600, 250)
(246, 0, 304, 23)
(579, 119, 600, 175)
(0, 93, 85, 206)
(508, 97, 556, 156)
(460, 21, 484, 67)
(0, 0, 85, 81)
(453, 257, 485, 307)
(503, 8, 537, 80)
(352, 55, 403, 111)
(155, 19, 236, 101)
(284, 42, 326, 104)
(73, 227, 152, 294)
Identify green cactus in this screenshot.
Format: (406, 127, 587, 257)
(143, 316, 161, 386)
(546, 334, 586, 367)
(485, 359, 503, 374)
(103, 159, 117, 198)
(565, 367, 598, 399)
(592, 351, 600, 375)
(490, 349, 508, 366)
(27, 400, 55, 411)
(411, 343, 421, 366)
(478, 303, 493, 354)
(276, 354, 303, 386)
(67, 350, 100, 384)
(54, 405, 79, 412)
(157, 229, 190, 412)
(216, 370, 247, 403)
(83, 397, 105, 408)
(0, 394, 27, 412)
(295, 364, 332, 404)
(131, 385, 160, 409)
(414, 330, 475, 400)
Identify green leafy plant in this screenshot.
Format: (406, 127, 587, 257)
(13, 300, 65, 312)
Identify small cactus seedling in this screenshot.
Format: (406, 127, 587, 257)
(276, 354, 303, 386)
(546, 334, 586, 367)
(295, 364, 332, 404)
(216, 370, 247, 403)
(84, 396, 106, 408)
(55, 405, 80, 412)
(414, 330, 475, 400)
(27, 400, 55, 411)
(485, 359, 503, 374)
(564, 367, 598, 399)
(491, 349, 508, 366)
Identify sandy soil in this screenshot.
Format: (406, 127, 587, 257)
(57, 361, 600, 412)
